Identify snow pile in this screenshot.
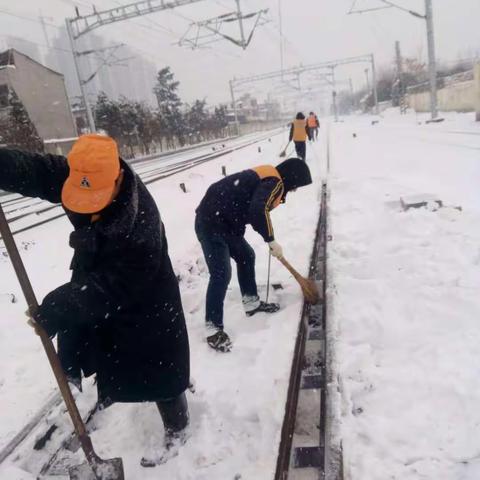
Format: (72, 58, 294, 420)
(328, 113, 480, 479)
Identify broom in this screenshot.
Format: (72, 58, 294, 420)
(279, 141, 291, 158)
(278, 256, 320, 305)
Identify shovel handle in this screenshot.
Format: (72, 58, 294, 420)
(0, 205, 95, 460)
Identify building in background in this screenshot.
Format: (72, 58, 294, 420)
(2, 36, 42, 65)
(45, 27, 157, 112)
(0, 49, 77, 154)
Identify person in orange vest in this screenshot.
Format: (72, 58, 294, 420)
(307, 112, 320, 142)
(195, 158, 312, 352)
(289, 112, 310, 160)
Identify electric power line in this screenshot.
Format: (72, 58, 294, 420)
(0, 7, 61, 29)
(0, 34, 73, 54)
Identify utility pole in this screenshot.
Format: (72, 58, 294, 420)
(371, 54, 379, 115)
(39, 11, 51, 48)
(364, 68, 370, 92)
(331, 66, 338, 122)
(349, 77, 355, 112)
(395, 40, 407, 114)
(348, 0, 439, 120)
(278, 0, 284, 79)
(425, 0, 438, 119)
(66, 20, 96, 133)
(395, 41, 403, 78)
(229, 79, 240, 135)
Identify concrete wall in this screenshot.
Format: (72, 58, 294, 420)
(408, 78, 476, 113)
(408, 67, 480, 115)
(6, 51, 77, 141)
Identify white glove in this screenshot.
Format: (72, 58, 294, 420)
(269, 241, 283, 259)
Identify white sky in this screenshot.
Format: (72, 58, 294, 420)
(0, 0, 479, 104)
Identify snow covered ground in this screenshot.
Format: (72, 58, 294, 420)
(4, 110, 478, 480)
(0, 129, 324, 479)
(328, 111, 480, 479)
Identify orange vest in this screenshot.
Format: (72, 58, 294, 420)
(307, 115, 317, 128)
(293, 119, 307, 142)
(252, 165, 284, 209)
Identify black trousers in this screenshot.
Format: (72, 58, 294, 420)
(294, 141, 306, 160)
(156, 392, 189, 435)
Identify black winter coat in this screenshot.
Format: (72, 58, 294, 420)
(0, 149, 190, 404)
(195, 169, 283, 243)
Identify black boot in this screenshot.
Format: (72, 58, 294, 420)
(206, 330, 232, 353)
(141, 393, 189, 467)
(246, 301, 280, 317)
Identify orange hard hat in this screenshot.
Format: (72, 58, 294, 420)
(62, 134, 120, 214)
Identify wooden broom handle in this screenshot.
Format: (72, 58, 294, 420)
(278, 256, 305, 282)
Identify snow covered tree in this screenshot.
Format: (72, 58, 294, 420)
(0, 90, 43, 152)
(134, 102, 157, 155)
(93, 70, 233, 156)
(213, 105, 228, 135)
(94, 92, 124, 141)
(185, 99, 209, 143)
(154, 67, 184, 148)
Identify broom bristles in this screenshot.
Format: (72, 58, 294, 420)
(300, 278, 320, 305)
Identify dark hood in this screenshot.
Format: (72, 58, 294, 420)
(276, 158, 312, 192)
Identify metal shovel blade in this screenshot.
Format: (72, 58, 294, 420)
(69, 457, 124, 480)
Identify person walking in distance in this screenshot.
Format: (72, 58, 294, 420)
(289, 112, 310, 160)
(0, 135, 190, 467)
(307, 112, 320, 142)
(314, 113, 320, 141)
(195, 158, 313, 352)
(307, 112, 317, 142)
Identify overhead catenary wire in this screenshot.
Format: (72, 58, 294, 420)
(0, 35, 73, 54)
(93, 0, 243, 61)
(0, 7, 61, 29)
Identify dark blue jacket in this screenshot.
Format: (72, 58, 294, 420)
(196, 168, 284, 242)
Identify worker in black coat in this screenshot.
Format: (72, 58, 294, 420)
(195, 158, 312, 352)
(0, 135, 190, 466)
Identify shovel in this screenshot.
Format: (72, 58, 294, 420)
(0, 205, 124, 480)
(278, 256, 320, 305)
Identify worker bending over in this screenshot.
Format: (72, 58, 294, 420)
(195, 158, 312, 352)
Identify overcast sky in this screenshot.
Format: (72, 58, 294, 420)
(0, 0, 479, 104)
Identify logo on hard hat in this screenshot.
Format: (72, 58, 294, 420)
(80, 176, 91, 189)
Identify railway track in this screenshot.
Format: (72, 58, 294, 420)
(274, 181, 329, 480)
(274, 126, 342, 480)
(1, 129, 282, 236)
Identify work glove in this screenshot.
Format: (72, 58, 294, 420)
(268, 241, 284, 259)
